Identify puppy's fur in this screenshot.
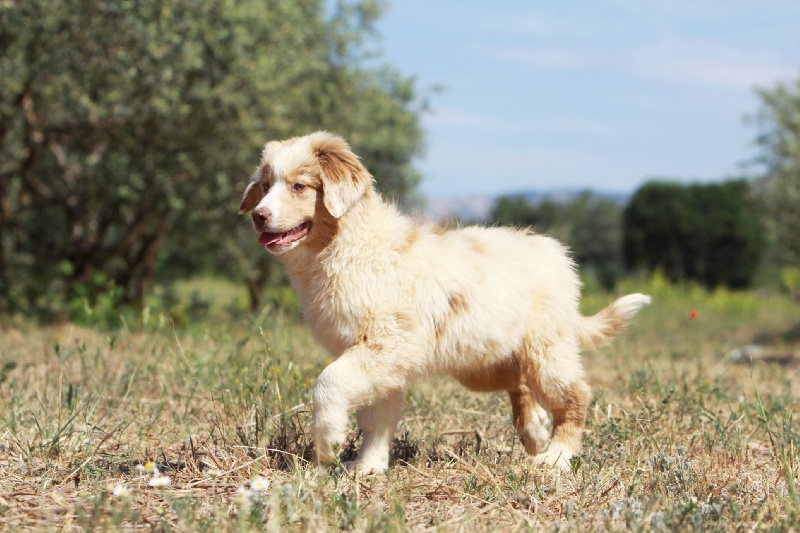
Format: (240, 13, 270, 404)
(240, 132, 650, 471)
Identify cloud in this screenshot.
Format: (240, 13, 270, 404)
(463, 2, 798, 90)
(424, 108, 509, 130)
(471, 43, 585, 69)
(472, 38, 796, 90)
(629, 41, 797, 89)
(425, 108, 625, 137)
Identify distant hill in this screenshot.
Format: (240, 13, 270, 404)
(424, 194, 497, 222)
(424, 187, 631, 222)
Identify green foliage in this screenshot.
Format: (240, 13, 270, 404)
(754, 78, 800, 266)
(491, 196, 557, 228)
(0, 0, 425, 315)
(623, 180, 766, 289)
(782, 267, 800, 300)
(490, 192, 624, 289)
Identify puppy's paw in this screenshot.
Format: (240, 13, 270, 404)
(532, 442, 573, 471)
(315, 450, 337, 467)
(342, 457, 388, 475)
(520, 407, 552, 455)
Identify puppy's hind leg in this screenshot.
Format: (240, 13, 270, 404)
(533, 377, 591, 470)
(344, 388, 403, 474)
(523, 338, 591, 470)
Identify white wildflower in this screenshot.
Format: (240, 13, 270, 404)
(148, 476, 171, 488)
(137, 461, 159, 476)
(112, 484, 130, 497)
(250, 476, 270, 492)
(234, 486, 254, 505)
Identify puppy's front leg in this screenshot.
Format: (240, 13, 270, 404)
(311, 362, 351, 465)
(311, 346, 406, 467)
(344, 388, 403, 474)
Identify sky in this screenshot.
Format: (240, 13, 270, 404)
(374, 1, 800, 199)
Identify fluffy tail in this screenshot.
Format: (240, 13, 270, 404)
(578, 293, 652, 348)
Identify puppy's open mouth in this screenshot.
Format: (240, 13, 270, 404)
(258, 221, 312, 249)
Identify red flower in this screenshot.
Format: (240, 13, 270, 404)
(690, 309, 699, 320)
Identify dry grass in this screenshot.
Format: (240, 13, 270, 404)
(2, 279, 800, 531)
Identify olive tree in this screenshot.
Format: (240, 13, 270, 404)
(0, 0, 424, 314)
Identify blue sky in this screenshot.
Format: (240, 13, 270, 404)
(375, 1, 800, 198)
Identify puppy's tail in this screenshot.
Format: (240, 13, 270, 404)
(578, 293, 651, 348)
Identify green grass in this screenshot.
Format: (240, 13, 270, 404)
(1, 276, 800, 530)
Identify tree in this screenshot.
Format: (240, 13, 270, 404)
(623, 180, 765, 288)
(0, 0, 425, 314)
(753, 78, 800, 265)
(491, 196, 557, 229)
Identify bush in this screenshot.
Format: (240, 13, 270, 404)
(623, 180, 766, 289)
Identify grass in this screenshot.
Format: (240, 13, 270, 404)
(1, 276, 800, 531)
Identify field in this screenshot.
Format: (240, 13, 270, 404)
(2, 275, 800, 531)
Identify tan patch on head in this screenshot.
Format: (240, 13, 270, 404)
(309, 132, 374, 218)
(239, 164, 273, 213)
(312, 135, 364, 185)
(292, 162, 321, 183)
(259, 163, 274, 184)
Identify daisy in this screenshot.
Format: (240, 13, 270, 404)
(112, 484, 130, 497)
(148, 476, 171, 488)
(234, 486, 254, 505)
(250, 476, 270, 492)
(136, 461, 159, 476)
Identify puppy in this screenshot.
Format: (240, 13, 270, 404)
(239, 131, 650, 472)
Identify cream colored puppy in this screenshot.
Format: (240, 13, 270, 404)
(239, 131, 650, 472)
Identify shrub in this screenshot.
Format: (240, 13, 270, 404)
(623, 180, 766, 288)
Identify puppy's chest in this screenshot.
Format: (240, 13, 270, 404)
(296, 271, 369, 356)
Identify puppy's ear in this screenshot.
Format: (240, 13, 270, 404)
(311, 132, 373, 218)
(238, 179, 262, 214)
(239, 165, 269, 214)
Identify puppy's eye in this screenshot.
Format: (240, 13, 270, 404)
(293, 183, 306, 192)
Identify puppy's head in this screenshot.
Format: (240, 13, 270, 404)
(239, 131, 373, 254)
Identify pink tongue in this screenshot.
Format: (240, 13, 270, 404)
(258, 232, 283, 245)
(258, 223, 308, 246)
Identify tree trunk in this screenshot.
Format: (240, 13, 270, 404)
(247, 260, 271, 312)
